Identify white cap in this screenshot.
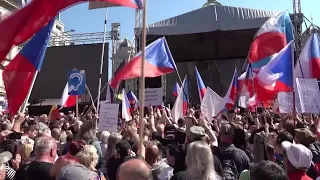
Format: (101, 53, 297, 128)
(281, 141, 313, 170)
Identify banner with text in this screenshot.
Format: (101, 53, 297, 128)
(296, 78, 320, 114)
(144, 88, 163, 107)
(277, 92, 302, 114)
(98, 103, 119, 132)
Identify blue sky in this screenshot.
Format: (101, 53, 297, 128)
(60, 0, 320, 78)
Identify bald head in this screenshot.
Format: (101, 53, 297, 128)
(145, 143, 160, 167)
(117, 159, 151, 180)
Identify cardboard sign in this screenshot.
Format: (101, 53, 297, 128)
(296, 78, 320, 113)
(277, 92, 302, 113)
(144, 88, 163, 107)
(98, 103, 119, 132)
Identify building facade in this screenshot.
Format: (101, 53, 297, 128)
(112, 37, 137, 93)
(0, 0, 66, 108)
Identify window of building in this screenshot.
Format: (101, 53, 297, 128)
(56, 25, 62, 32)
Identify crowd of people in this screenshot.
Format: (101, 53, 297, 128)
(0, 105, 319, 180)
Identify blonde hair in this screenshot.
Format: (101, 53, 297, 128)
(100, 131, 110, 144)
(185, 141, 220, 180)
(76, 145, 98, 170)
(21, 143, 33, 161)
(105, 133, 122, 163)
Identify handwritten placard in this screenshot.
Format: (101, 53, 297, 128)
(296, 78, 320, 113)
(98, 103, 119, 132)
(277, 92, 302, 113)
(144, 88, 163, 107)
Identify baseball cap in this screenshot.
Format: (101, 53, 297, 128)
(57, 163, 97, 180)
(294, 128, 315, 145)
(220, 123, 235, 136)
(281, 141, 312, 170)
(116, 140, 131, 157)
(188, 126, 205, 142)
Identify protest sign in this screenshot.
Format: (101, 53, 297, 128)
(201, 87, 225, 121)
(277, 92, 302, 113)
(144, 88, 163, 107)
(296, 78, 320, 113)
(98, 103, 119, 132)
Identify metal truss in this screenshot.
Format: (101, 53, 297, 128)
(293, 0, 303, 56)
(49, 31, 112, 46)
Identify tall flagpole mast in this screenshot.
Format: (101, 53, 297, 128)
(96, 8, 108, 115)
(138, 0, 147, 157)
(20, 71, 39, 113)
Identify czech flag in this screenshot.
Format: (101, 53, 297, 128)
(224, 68, 239, 110)
(238, 64, 254, 97)
(172, 82, 180, 97)
(172, 75, 188, 122)
(127, 90, 139, 111)
(3, 20, 54, 116)
(0, 0, 139, 65)
(248, 11, 294, 71)
(60, 83, 79, 108)
(255, 41, 294, 101)
(109, 37, 177, 88)
(89, 0, 143, 9)
(122, 89, 131, 121)
(294, 33, 320, 78)
(195, 66, 206, 102)
(105, 85, 114, 103)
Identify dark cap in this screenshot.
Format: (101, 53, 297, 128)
(116, 140, 131, 157)
(220, 123, 235, 136)
(188, 126, 206, 142)
(164, 124, 176, 136)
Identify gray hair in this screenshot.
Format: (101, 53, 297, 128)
(100, 131, 110, 144)
(35, 136, 57, 155)
(105, 132, 122, 163)
(185, 141, 220, 180)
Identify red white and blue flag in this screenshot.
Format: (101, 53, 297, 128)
(122, 89, 131, 121)
(109, 37, 177, 88)
(172, 75, 188, 122)
(224, 68, 239, 110)
(172, 82, 180, 97)
(0, 0, 139, 65)
(294, 33, 320, 78)
(3, 20, 54, 115)
(60, 83, 78, 108)
(248, 11, 294, 71)
(195, 66, 206, 102)
(255, 41, 294, 101)
(127, 90, 139, 111)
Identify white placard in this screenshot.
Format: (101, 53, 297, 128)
(296, 78, 320, 113)
(201, 87, 225, 121)
(277, 92, 302, 113)
(98, 103, 119, 132)
(144, 88, 163, 107)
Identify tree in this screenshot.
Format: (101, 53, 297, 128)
(202, 0, 222, 7)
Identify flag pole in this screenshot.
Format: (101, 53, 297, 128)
(96, 7, 108, 116)
(138, 0, 147, 157)
(20, 71, 39, 113)
(76, 96, 79, 120)
(291, 42, 296, 126)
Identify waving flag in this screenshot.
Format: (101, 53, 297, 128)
(195, 66, 206, 102)
(122, 89, 131, 121)
(60, 83, 78, 108)
(201, 87, 225, 121)
(89, 0, 142, 9)
(294, 33, 320, 78)
(105, 85, 114, 103)
(248, 11, 294, 71)
(0, 0, 139, 65)
(172, 75, 188, 122)
(172, 82, 180, 97)
(255, 41, 294, 101)
(109, 37, 177, 88)
(224, 68, 239, 110)
(127, 90, 139, 110)
(3, 20, 54, 115)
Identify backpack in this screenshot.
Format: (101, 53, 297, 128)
(217, 148, 239, 180)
